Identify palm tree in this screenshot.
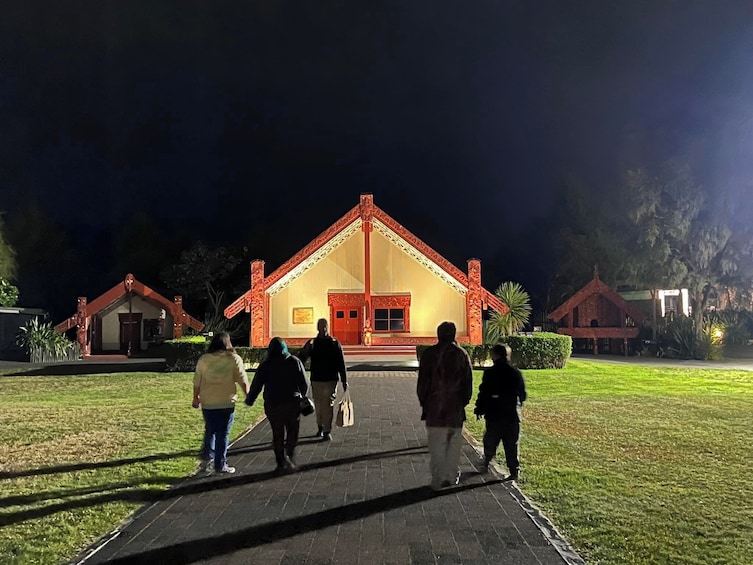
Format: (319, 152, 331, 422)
(485, 282, 532, 344)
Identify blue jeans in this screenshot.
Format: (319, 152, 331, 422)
(200, 408, 235, 470)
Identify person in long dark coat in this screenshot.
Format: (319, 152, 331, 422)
(417, 321, 473, 491)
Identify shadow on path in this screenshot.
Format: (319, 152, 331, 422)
(0, 445, 428, 527)
(106, 480, 502, 565)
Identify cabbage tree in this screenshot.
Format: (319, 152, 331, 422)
(485, 282, 532, 343)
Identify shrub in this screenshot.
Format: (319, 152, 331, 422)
(158, 340, 207, 371)
(416, 333, 571, 370)
(157, 342, 307, 372)
(0, 277, 19, 307)
(661, 316, 696, 359)
(658, 315, 726, 360)
(500, 333, 572, 369)
(16, 318, 79, 363)
(170, 335, 208, 344)
(695, 326, 723, 361)
(707, 309, 752, 346)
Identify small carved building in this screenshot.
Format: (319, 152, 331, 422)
(225, 194, 508, 347)
(55, 274, 203, 356)
(548, 269, 647, 355)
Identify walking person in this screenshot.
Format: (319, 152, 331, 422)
(474, 343, 527, 481)
(417, 321, 473, 491)
(298, 318, 348, 441)
(246, 337, 309, 473)
(193, 331, 250, 475)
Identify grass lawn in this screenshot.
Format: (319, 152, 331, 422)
(0, 372, 264, 565)
(464, 360, 753, 565)
(2, 362, 752, 564)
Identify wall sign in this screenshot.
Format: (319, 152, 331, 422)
(292, 307, 314, 324)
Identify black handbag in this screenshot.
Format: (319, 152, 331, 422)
(298, 394, 315, 416)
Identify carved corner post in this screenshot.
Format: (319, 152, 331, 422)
(173, 296, 184, 339)
(467, 259, 483, 345)
(76, 297, 90, 356)
(251, 260, 266, 347)
(360, 193, 374, 345)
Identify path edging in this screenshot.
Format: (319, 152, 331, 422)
(462, 428, 585, 565)
(71, 414, 268, 565)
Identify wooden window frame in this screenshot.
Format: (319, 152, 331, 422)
(371, 294, 411, 333)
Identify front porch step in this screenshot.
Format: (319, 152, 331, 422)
(342, 345, 417, 356)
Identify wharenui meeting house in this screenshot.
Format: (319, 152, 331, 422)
(225, 194, 508, 347)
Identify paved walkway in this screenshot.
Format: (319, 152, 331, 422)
(76, 372, 580, 565)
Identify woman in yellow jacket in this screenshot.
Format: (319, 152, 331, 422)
(193, 332, 249, 474)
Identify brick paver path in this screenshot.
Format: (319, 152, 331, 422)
(80, 372, 578, 564)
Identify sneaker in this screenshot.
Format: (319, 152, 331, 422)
(503, 473, 518, 482)
(315, 426, 324, 438)
(283, 457, 297, 473)
(202, 461, 214, 475)
(446, 472, 461, 486)
(322, 431, 332, 441)
(218, 465, 236, 474)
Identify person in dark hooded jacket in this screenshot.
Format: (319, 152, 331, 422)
(246, 337, 309, 473)
(474, 343, 527, 480)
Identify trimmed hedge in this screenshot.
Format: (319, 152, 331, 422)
(153, 340, 305, 372)
(236, 346, 306, 369)
(416, 332, 572, 370)
(500, 333, 572, 369)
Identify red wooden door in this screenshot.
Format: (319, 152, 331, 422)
(119, 313, 142, 354)
(332, 309, 361, 345)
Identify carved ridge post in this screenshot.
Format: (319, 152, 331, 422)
(76, 297, 89, 356)
(360, 193, 374, 345)
(173, 296, 184, 339)
(251, 260, 266, 347)
(467, 259, 482, 345)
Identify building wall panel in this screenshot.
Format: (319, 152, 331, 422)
(270, 231, 364, 337)
(370, 231, 466, 335)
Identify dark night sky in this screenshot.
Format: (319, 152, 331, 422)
(2, 1, 753, 308)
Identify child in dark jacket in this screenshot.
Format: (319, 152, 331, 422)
(474, 344, 527, 480)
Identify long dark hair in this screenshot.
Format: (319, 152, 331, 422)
(207, 332, 235, 353)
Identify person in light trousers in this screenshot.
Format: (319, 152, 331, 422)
(298, 318, 348, 441)
(417, 321, 473, 490)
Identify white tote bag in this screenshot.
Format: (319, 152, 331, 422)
(336, 390, 355, 427)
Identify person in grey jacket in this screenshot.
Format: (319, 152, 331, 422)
(246, 337, 308, 473)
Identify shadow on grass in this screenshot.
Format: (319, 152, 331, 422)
(0, 449, 199, 479)
(0, 445, 429, 527)
(4, 361, 167, 377)
(1, 476, 182, 506)
(103, 480, 502, 565)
